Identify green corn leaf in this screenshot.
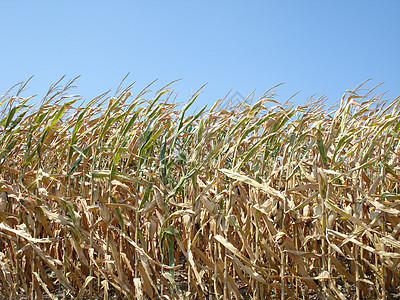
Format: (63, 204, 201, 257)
(139, 178, 154, 210)
(316, 128, 328, 166)
(110, 196, 125, 233)
(50, 99, 77, 128)
(67, 143, 94, 175)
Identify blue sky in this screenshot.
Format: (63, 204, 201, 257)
(1, 1, 399, 109)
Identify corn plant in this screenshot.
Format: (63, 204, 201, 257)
(0, 79, 399, 299)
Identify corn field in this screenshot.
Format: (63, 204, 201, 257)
(0, 79, 400, 299)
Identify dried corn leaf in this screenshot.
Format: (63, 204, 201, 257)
(226, 253, 267, 284)
(75, 276, 95, 299)
(366, 197, 400, 216)
(219, 168, 285, 200)
(28, 241, 72, 291)
(0, 223, 55, 243)
(134, 278, 144, 300)
(33, 272, 58, 300)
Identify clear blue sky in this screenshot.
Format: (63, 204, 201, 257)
(1, 1, 399, 109)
